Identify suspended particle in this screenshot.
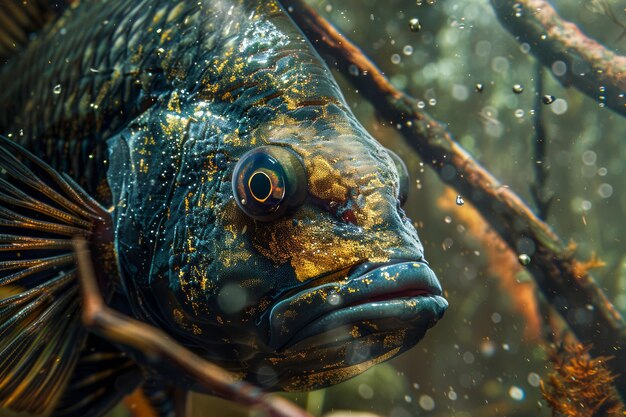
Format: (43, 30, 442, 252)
(518, 253, 531, 265)
(455, 195, 465, 206)
(475, 83, 484, 93)
(512, 84, 524, 94)
(542, 94, 555, 104)
(409, 18, 422, 32)
(53, 84, 62, 95)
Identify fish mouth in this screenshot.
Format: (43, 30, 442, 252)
(266, 260, 448, 352)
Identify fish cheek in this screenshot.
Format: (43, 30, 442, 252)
(249, 206, 399, 283)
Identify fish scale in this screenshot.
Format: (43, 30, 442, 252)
(0, 0, 202, 195)
(0, 1, 446, 416)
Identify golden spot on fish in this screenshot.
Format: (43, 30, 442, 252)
(283, 347, 401, 391)
(167, 91, 182, 113)
(160, 113, 189, 138)
(306, 154, 354, 202)
(166, 3, 186, 23)
(383, 330, 406, 349)
(350, 326, 361, 338)
(246, 205, 397, 282)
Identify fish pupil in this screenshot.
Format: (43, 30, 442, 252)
(249, 171, 273, 202)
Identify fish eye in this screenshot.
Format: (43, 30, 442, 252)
(232, 146, 307, 221)
(386, 149, 409, 206)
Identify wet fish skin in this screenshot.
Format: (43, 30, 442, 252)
(0, 0, 446, 396)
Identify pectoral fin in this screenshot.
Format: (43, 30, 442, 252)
(0, 136, 115, 415)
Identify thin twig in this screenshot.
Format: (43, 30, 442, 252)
(73, 237, 313, 417)
(278, 0, 626, 400)
(490, 0, 626, 117)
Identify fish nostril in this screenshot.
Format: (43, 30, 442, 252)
(340, 209, 358, 225)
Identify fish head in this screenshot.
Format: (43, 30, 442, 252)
(107, 0, 447, 392)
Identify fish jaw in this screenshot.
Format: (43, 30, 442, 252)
(265, 260, 447, 354)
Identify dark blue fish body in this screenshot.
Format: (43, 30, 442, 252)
(0, 0, 447, 415)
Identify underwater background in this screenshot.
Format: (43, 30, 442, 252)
(117, 0, 624, 415)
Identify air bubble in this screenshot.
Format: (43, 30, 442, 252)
(328, 292, 342, 306)
(542, 95, 555, 104)
(518, 253, 531, 265)
(53, 84, 62, 95)
(409, 18, 422, 32)
(456, 195, 465, 206)
(512, 84, 524, 94)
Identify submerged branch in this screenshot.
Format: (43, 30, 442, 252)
(279, 0, 626, 399)
(490, 0, 626, 117)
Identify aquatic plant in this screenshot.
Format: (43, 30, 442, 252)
(541, 344, 624, 417)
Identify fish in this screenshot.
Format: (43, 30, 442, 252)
(0, 0, 448, 416)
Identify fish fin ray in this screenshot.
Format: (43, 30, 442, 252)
(53, 335, 143, 417)
(0, 136, 115, 415)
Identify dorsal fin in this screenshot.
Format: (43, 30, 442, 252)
(0, 0, 71, 64)
(0, 136, 114, 415)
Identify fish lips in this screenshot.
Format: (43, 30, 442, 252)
(266, 260, 448, 352)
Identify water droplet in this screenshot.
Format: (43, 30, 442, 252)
(53, 84, 62, 95)
(509, 386, 525, 401)
(512, 84, 524, 94)
(542, 94, 555, 104)
(419, 395, 435, 411)
(456, 195, 465, 206)
(328, 292, 342, 306)
(491, 312, 502, 323)
(552, 60, 567, 76)
(518, 253, 531, 265)
(475, 83, 484, 93)
(527, 372, 541, 387)
(409, 18, 422, 32)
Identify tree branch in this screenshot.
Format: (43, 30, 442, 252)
(279, 0, 626, 399)
(490, 0, 626, 117)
